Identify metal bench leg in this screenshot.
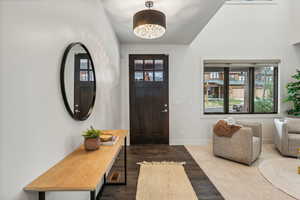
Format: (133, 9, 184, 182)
(105, 136, 127, 186)
(39, 192, 45, 200)
(90, 190, 96, 200)
(95, 136, 128, 199)
(124, 136, 127, 185)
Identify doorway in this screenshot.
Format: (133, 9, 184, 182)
(129, 54, 169, 144)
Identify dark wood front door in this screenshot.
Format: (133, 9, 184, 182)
(74, 53, 94, 119)
(129, 54, 169, 145)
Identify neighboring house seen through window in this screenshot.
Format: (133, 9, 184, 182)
(203, 60, 279, 114)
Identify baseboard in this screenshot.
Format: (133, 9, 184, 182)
(170, 138, 211, 146)
(170, 138, 274, 145)
(263, 138, 273, 144)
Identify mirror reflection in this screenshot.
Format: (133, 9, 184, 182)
(61, 43, 96, 121)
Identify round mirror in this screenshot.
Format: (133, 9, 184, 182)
(60, 43, 96, 121)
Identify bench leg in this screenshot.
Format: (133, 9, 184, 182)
(39, 192, 45, 200)
(124, 136, 127, 185)
(105, 136, 127, 186)
(93, 136, 128, 200)
(90, 190, 96, 200)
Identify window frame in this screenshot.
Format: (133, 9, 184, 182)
(203, 64, 278, 115)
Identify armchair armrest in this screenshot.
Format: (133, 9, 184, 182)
(274, 119, 288, 139)
(237, 121, 262, 138)
(274, 118, 289, 155)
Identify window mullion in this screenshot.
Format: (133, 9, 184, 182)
(224, 67, 229, 114)
(274, 67, 279, 113)
(249, 67, 255, 113)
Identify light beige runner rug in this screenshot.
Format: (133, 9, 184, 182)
(136, 161, 198, 200)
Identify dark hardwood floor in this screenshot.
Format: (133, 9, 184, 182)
(102, 145, 224, 200)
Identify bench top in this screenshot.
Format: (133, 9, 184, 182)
(24, 130, 128, 191)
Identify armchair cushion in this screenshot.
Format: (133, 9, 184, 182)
(288, 134, 300, 155)
(213, 124, 262, 165)
(286, 118, 300, 134)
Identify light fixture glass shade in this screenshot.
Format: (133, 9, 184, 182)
(133, 24, 166, 39)
(133, 9, 166, 39)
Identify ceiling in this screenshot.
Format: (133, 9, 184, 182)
(102, 0, 225, 44)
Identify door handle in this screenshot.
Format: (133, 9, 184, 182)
(162, 109, 168, 113)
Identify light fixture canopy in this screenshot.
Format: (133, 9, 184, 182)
(133, 1, 166, 39)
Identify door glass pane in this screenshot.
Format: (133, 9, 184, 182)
(88, 60, 92, 70)
(144, 72, 153, 81)
(204, 70, 224, 113)
(254, 66, 275, 113)
(80, 71, 88, 81)
(155, 71, 163, 81)
(134, 72, 143, 81)
(80, 59, 88, 69)
(134, 60, 143, 70)
(144, 60, 154, 71)
(89, 71, 94, 81)
(155, 60, 163, 70)
(229, 69, 249, 113)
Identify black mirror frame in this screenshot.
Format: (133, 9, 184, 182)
(60, 42, 97, 121)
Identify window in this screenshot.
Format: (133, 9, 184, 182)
(134, 59, 164, 82)
(254, 66, 277, 113)
(229, 68, 250, 113)
(210, 72, 219, 79)
(79, 58, 94, 82)
(204, 60, 279, 114)
(204, 69, 225, 113)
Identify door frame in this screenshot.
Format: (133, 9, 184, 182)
(129, 54, 169, 145)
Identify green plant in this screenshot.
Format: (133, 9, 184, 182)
(254, 98, 274, 113)
(284, 70, 300, 117)
(82, 126, 102, 138)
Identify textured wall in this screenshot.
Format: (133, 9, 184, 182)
(291, 0, 300, 44)
(0, 0, 121, 199)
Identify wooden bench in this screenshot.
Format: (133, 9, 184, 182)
(24, 130, 128, 200)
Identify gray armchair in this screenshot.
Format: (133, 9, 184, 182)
(213, 121, 262, 165)
(274, 118, 300, 157)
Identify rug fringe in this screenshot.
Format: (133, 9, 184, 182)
(137, 161, 186, 166)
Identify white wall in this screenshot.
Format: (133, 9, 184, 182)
(0, 0, 121, 200)
(291, 0, 300, 45)
(120, 0, 300, 145)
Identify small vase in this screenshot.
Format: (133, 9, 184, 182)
(84, 137, 100, 151)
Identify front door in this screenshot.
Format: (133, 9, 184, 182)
(129, 54, 169, 145)
(74, 53, 94, 119)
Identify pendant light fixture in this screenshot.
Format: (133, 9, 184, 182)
(133, 1, 166, 39)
